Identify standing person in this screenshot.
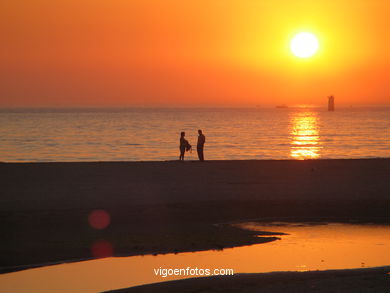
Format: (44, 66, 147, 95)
(179, 132, 191, 161)
(197, 129, 206, 161)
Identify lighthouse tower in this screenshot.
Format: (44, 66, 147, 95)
(328, 95, 335, 111)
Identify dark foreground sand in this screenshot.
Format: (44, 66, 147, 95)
(109, 266, 390, 293)
(1, 159, 390, 277)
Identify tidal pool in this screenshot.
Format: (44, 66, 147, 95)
(1, 223, 390, 293)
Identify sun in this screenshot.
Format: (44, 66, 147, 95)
(290, 32, 319, 58)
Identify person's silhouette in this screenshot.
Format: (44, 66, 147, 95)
(197, 129, 206, 161)
(179, 132, 190, 161)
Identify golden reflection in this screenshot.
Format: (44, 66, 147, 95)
(290, 111, 321, 159)
(2, 223, 390, 293)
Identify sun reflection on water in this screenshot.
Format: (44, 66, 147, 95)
(290, 111, 321, 159)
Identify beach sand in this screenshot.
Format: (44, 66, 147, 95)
(1, 159, 390, 284)
(108, 266, 390, 293)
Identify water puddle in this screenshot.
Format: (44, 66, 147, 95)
(1, 223, 390, 293)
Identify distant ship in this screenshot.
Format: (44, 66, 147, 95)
(275, 104, 288, 109)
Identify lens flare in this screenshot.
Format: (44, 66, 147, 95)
(91, 240, 114, 258)
(88, 209, 111, 230)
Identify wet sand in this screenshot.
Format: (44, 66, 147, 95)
(109, 266, 390, 293)
(1, 159, 390, 274)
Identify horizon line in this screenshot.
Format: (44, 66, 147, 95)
(1, 104, 390, 110)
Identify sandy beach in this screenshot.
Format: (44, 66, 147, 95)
(1, 158, 390, 274)
(108, 266, 390, 293)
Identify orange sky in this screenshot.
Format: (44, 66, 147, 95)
(1, 0, 389, 107)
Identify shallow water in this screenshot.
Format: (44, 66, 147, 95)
(0, 107, 389, 162)
(1, 223, 390, 293)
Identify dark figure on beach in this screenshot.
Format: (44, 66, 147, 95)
(197, 129, 206, 161)
(179, 132, 191, 161)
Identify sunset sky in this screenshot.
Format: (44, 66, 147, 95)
(1, 0, 389, 107)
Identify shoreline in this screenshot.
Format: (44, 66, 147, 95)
(2, 220, 390, 274)
(1, 157, 390, 164)
(1, 158, 390, 274)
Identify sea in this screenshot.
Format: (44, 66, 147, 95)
(0, 107, 389, 162)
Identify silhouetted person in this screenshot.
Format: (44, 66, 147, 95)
(179, 132, 191, 161)
(197, 129, 206, 161)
